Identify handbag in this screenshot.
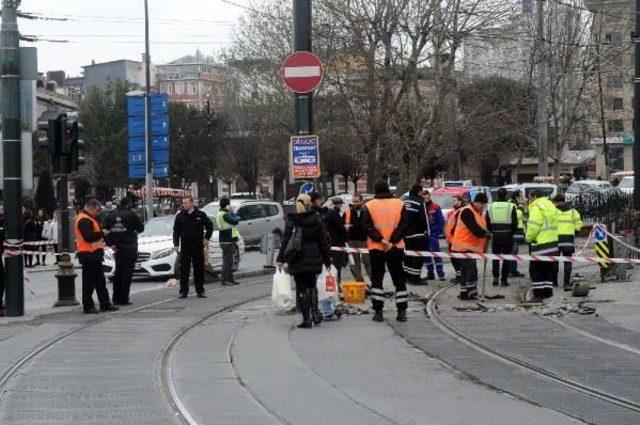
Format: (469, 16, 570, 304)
(283, 225, 303, 263)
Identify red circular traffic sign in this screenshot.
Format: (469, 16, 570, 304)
(281, 51, 324, 94)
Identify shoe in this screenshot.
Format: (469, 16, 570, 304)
(466, 294, 478, 301)
(396, 310, 407, 322)
(563, 285, 572, 292)
(100, 305, 119, 312)
(513, 271, 525, 277)
(220, 281, 234, 286)
(178, 293, 188, 299)
(34, 262, 41, 267)
(439, 276, 446, 282)
(372, 310, 384, 322)
(426, 274, 435, 281)
(492, 278, 500, 286)
(113, 301, 133, 306)
(232, 281, 240, 286)
(297, 320, 313, 329)
(83, 307, 100, 314)
(312, 310, 323, 325)
(500, 282, 510, 287)
(197, 293, 207, 298)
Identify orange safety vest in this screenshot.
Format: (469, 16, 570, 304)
(445, 208, 460, 244)
(450, 205, 487, 253)
(365, 198, 405, 251)
(75, 211, 105, 253)
(344, 207, 351, 226)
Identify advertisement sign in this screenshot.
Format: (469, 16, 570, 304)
(290, 135, 320, 179)
(127, 92, 169, 179)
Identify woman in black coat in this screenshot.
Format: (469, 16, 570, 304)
(22, 210, 37, 268)
(277, 194, 331, 329)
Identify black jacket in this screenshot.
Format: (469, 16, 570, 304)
(77, 212, 105, 263)
(403, 195, 430, 239)
(277, 211, 331, 275)
(23, 218, 38, 242)
(104, 208, 145, 256)
(345, 205, 367, 241)
(361, 194, 409, 245)
(323, 208, 347, 247)
(173, 208, 213, 249)
(0, 215, 5, 254)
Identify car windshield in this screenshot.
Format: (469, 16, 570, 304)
(140, 216, 175, 237)
(201, 204, 219, 217)
(430, 194, 456, 209)
(619, 178, 634, 188)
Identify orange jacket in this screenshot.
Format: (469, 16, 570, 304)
(75, 211, 105, 253)
(451, 205, 487, 253)
(364, 198, 405, 251)
(445, 208, 461, 244)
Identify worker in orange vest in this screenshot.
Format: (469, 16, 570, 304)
(75, 198, 118, 314)
(362, 181, 409, 322)
(450, 193, 489, 300)
(445, 195, 465, 284)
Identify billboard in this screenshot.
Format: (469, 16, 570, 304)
(127, 92, 169, 179)
(290, 135, 320, 179)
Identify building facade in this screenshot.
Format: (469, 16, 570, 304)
(155, 51, 228, 111)
(83, 58, 156, 93)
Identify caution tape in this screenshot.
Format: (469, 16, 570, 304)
(330, 246, 640, 265)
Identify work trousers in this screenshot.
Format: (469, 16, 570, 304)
(113, 252, 136, 304)
(404, 236, 428, 283)
(552, 246, 574, 287)
(492, 241, 513, 283)
(180, 245, 205, 296)
(458, 257, 478, 299)
(369, 248, 407, 312)
(293, 272, 318, 323)
(348, 239, 370, 282)
(529, 250, 557, 299)
(425, 236, 444, 278)
(510, 241, 522, 275)
(221, 242, 236, 283)
(81, 259, 111, 311)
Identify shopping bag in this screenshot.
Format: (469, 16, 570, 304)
(317, 265, 338, 301)
(271, 269, 294, 310)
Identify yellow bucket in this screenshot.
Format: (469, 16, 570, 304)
(342, 281, 366, 303)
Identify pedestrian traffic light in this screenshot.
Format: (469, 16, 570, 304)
(68, 122, 86, 172)
(36, 113, 86, 174)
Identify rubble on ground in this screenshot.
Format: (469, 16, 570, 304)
(530, 301, 597, 317)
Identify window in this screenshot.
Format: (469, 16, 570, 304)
(605, 33, 612, 43)
(606, 52, 622, 66)
(609, 145, 624, 171)
(166, 83, 173, 95)
(612, 98, 624, 110)
(608, 119, 624, 132)
(188, 82, 197, 94)
(175, 82, 185, 94)
(611, 32, 622, 43)
(246, 204, 267, 219)
(608, 75, 623, 89)
(265, 204, 279, 217)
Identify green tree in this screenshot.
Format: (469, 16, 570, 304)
(35, 168, 57, 215)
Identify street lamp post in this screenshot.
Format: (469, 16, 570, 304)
(144, 0, 154, 220)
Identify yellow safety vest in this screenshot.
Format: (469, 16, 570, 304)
(557, 208, 583, 249)
(525, 197, 558, 254)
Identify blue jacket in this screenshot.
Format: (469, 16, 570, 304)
(426, 202, 445, 238)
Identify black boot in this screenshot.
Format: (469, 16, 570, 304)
(310, 287, 322, 325)
(396, 309, 407, 322)
(372, 309, 384, 322)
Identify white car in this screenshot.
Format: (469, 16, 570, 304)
(565, 180, 612, 202)
(103, 214, 245, 280)
(502, 183, 558, 200)
(617, 176, 634, 196)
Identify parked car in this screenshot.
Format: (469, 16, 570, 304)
(502, 183, 558, 200)
(617, 176, 634, 195)
(103, 214, 246, 281)
(565, 180, 612, 202)
(428, 186, 493, 234)
(443, 180, 474, 187)
(202, 200, 285, 247)
(322, 193, 374, 214)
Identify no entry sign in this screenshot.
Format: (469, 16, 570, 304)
(281, 51, 324, 93)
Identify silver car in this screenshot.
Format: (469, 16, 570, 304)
(202, 200, 286, 247)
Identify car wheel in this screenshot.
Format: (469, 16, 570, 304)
(273, 230, 283, 249)
(232, 245, 240, 272)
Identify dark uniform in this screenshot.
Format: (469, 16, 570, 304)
(173, 208, 213, 297)
(104, 204, 144, 305)
(402, 195, 430, 284)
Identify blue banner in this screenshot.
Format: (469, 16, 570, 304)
(126, 93, 169, 117)
(127, 92, 170, 179)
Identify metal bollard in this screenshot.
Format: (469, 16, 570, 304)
(264, 233, 276, 269)
(53, 252, 79, 307)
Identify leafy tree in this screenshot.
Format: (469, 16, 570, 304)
(35, 168, 57, 215)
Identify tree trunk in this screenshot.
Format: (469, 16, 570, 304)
(366, 146, 377, 193)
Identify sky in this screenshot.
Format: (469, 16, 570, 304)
(19, 0, 248, 77)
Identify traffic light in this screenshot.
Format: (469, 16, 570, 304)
(37, 113, 86, 174)
(62, 119, 85, 172)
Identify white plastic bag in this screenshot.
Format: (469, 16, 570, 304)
(316, 265, 338, 302)
(271, 269, 294, 310)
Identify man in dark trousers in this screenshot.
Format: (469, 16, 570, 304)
(173, 196, 213, 298)
(362, 181, 409, 322)
(324, 196, 348, 283)
(75, 198, 118, 314)
(104, 196, 144, 305)
(403, 184, 430, 284)
(215, 197, 240, 286)
(343, 194, 370, 282)
(486, 188, 518, 287)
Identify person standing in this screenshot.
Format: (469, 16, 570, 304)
(362, 181, 409, 322)
(22, 210, 37, 268)
(403, 184, 430, 285)
(276, 194, 331, 329)
(173, 196, 213, 298)
(486, 188, 518, 287)
(423, 190, 446, 281)
(445, 196, 465, 284)
(510, 192, 526, 278)
(215, 197, 240, 286)
(525, 189, 559, 300)
(75, 199, 118, 314)
(450, 193, 489, 300)
(309, 192, 328, 217)
(323, 197, 348, 284)
(343, 194, 370, 282)
(34, 209, 47, 266)
(104, 197, 144, 305)
(553, 194, 583, 289)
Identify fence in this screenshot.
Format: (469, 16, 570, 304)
(570, 191, 637, 232)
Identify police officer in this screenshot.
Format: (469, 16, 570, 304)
(173, 196, 213, 298)
(215, 197, 240, 286)
(403, 184, 430, 285)
(104, 196, 144, 305)
(553, 194, 583, 289)
(486, 188, 518, 287)
(75, 199, 118, 314)
(526, 189, 559, 300)
(362, 181, 408, 322)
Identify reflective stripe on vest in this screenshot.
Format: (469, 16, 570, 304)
(451, 205, 487, 253)
(74, 211, 105, 253)
(216, 211, 239, 239)
(365, 198, 405, 251)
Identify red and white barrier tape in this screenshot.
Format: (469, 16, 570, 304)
(331, 246, 637, 265)
(596, 224, 640, 255)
